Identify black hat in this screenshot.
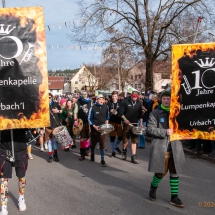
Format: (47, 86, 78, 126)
(160, 90, 171, 99)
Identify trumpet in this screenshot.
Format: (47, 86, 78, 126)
(20, 42, 35, 65)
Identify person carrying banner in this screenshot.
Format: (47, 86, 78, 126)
(76, 91, 92, 161)
(147, 91, 185, 208)
(0, 129, 29, 214)
(119, 91, 143, 164)
(107, 91, 123, 157)
(46, 93, 62, 162)
(88, 94, 109, 167)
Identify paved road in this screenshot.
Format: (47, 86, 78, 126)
(6, 139, 215, 215)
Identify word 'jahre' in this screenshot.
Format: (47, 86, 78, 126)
(0, 77, 37, 87)
(196, 89, 213, 96)
(190, 119, 215, 126)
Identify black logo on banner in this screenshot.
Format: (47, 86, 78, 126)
(177, 49, 215, 131)
(0, 16, 42, 119)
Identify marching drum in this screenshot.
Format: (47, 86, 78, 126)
(98, 124, 114, 135)
(53, 126, 73, 150)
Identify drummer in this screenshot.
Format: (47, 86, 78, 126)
(88, 94, 109, 167)
(46, 93, 62, 163)
(107, 91, 123, 157)
(76, 91, 92, 161)
(119, 91, 143, 164)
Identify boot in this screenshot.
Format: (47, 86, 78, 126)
(53, 153, 59, 162)
(79, 148, 85, 161)
(149, 185, 157, 201)
(122, 148, 127, 160)
(131, 154, 139, 164)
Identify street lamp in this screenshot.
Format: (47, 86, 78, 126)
(2, 0, 5, 8)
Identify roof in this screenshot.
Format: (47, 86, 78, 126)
(48, 76, 64, 90)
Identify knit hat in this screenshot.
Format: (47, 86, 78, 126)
(60, 99, 66, 105)
(160, 90, 171, 99)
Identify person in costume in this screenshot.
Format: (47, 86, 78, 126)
(76, 91, 92, 160)
(0, 129, 29, 214)
(147, 91, 185, 208)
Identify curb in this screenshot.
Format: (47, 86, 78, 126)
(183, 148, 215, 164)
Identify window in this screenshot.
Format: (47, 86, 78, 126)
(131, 75, 133, 80)
(138, 84, 141, 88)
(75, 87, 78, 89)
(161, 73, 170, 79)
(82, 81, 85, 84)
(135, 84, 138, 89)
(75, 81, 78, 84)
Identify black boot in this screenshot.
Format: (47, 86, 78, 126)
(149, 185, 157, 201)
(131, 154, 139, 164)
(91, 154, 95, 161)
(79, 148, 85, 161)
(122, 148, 127, 160)
(53, 153, 59, 162)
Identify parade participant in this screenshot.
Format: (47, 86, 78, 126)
(38, 128, 46, 152)
(59, 99, 67, 126)
(147, 91, 185, 208)
(0, 129, 29, 214)
(107, 91, 123, 157)
(88, 94, 109, 167)
(76, 91, 92, 161)
(119, 91, 143, 164)
(65, 99, 78, 149)
(46, 93, 62, 163)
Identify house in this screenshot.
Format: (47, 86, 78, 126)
(48, 76, 64, 95)
(70, 65, 98, 93)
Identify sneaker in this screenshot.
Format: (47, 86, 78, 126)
(100, 160, 107, 167)
(122, 149, 127, 160)
(131, 155, 139, 164)
(47, 155, 53, 163)
(44, 142, 48, 150)
(18, 197, 26, 211)
(53, 153, 59, 162)
(149, 185, 157, 201)
(115, 147, 122, 154)
(109, 152, 116, 158)
(91, 155, 95, 162)
(0, 210, 8, 215)
(28, 153, 33, 160)
(170, 197, 185, 208)
(40, 146, 44, 152)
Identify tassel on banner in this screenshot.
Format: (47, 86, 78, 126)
(48, 25, 50, 31)
(65, 22, 67, 28)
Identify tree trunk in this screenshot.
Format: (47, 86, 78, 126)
(145, 58, 154, 91)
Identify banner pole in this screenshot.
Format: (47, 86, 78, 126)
(2, 0, 5, 8)
(10, 130, 15, 161)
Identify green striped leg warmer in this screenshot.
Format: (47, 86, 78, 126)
(151, 174, 162, 189)
(170, 177, 179, 197)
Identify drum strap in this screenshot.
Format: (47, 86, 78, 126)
(50, 110, 62, 126)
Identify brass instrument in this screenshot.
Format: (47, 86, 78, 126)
(20, 42, 35, 65)
(181, 75, 192, 95)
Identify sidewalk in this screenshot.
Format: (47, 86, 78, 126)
(145, 136, 215, 164)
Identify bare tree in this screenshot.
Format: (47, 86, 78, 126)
(69, 0, 215, 90)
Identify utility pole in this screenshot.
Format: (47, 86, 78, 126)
(2, 0, 5, 8)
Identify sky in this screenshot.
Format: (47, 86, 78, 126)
(5, 0, 102, 70)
